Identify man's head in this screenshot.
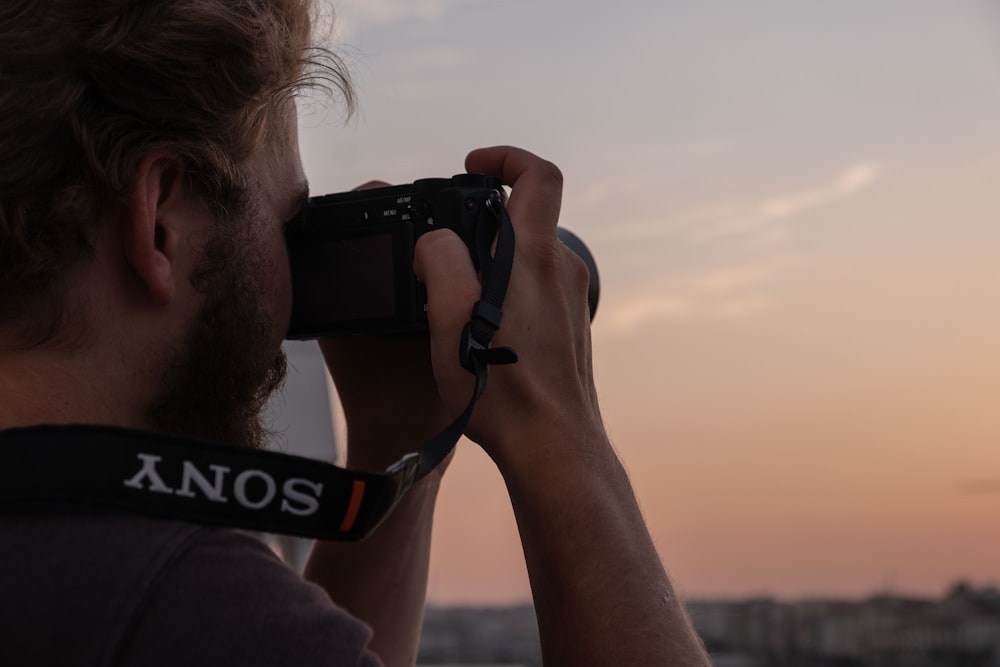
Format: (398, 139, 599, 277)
(0, 0, 353, 445)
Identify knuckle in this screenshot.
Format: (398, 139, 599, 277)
(537, 160, 564, 190)
(417, 228, 460, 254)
(564, 247, 590, 289)
(353, 180, 390, 191)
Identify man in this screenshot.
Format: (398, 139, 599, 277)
(0, 1, 711, 665)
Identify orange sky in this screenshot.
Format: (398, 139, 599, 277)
(283, 1, 1000, 604)
(422, 145, 1000, 605)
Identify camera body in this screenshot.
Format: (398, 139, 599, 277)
(285, 174, 503, 339)
(285, 173, 599, 339)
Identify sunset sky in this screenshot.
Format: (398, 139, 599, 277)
(268, 0, 1000, 604)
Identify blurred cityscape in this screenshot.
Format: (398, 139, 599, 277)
(419, 605, 540, 667)
(417, 582, 1000, 667)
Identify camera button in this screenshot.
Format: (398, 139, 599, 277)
(411, 199, 431, 218)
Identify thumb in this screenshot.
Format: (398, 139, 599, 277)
(413, 229, 481, 410)
(414, 228, 480, 326)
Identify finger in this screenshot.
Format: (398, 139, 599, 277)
(465, 146, 563, 235)
(353, 180, 391, 191)
(413, 229, 482, 401)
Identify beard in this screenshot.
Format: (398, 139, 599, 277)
(147, 223, 288, 449)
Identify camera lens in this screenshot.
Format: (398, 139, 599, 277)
(557, 227, 599, 321)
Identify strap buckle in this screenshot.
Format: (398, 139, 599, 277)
(459, 300, 518, 374)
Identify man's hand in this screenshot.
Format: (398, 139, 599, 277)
(414, 147, 602, 471)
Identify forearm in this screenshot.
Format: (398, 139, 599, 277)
(309, 335, 451, 666)
(501, 432, 711, 666)
(304, 469, 440, 667)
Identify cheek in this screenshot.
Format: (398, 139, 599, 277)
(274, 238, 293, 328)
(261, 227, 294, 334)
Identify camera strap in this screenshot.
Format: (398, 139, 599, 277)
(416, 188, 518, 477)
(0, 190, 516, 541)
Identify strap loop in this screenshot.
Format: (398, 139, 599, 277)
(460, 322, 518, 375)
(471, 299, 504, 331)
(459, 300, 518, 374)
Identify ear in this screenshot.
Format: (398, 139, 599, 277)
(121, 152, 187, 307)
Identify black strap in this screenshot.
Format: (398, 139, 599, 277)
(0, 190, 516, 541)
(0, 425, 408, 541)
(421, 189, 517, 477)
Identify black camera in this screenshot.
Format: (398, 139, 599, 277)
(284, 174, 598, 339)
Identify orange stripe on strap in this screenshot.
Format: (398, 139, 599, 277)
(339, 480, 366, 532)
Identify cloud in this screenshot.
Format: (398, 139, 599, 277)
(350, 0, 476, 22)
(599, 295, 695, 335)
(687, 266, 774, 295)
(328, 0, 481, 39)
(588, 163, 881, 339)
(691, 162, 882, 244)
(596, 261, 795, 338)
(599, 290, 778, 338)
(713, 295, 775, 320)
(578, 161, 883, 250)
(837, 163, 880, 193)
(382, 46, 468, 78)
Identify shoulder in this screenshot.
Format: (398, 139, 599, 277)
(0, 504, 381, 667)
(116, 525, 383, 667)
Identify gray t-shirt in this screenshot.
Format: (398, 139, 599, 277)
(0, 503, 384, 666)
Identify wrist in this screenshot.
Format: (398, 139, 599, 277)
(488, 419, 622, 490)
(342, 408, 454, 474)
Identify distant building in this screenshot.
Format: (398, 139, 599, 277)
(416, 583, 1000, 667)
(687, 582, 1000, 666)
(418, 605, 542, 667)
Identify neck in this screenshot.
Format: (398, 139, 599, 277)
(0, 221, 203, 434)
(0, 329, 156, 433)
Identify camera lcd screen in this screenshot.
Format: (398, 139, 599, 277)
(289, 233, 397, 331)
